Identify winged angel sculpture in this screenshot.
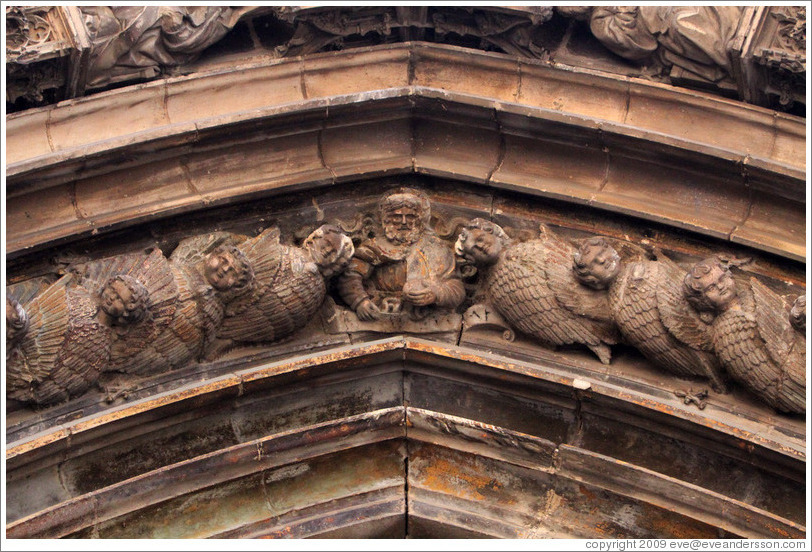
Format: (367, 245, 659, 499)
(456, 219, 619, 363)
(572, 237, 728, 392)
(683, 258, 805, 413)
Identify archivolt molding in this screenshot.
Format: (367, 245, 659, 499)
(4, 46, 806, 262)
(5, 338, 806, 539)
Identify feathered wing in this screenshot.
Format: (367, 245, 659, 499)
(7, 276, 58, 306)
(9, 275, 112, 405)
(169, 231, 249, 266)
(749, 278, 793, 366)
(612, 261, 726, 391)
(655, 260, 716, 351)
(749, 278, 804, 412)
(217, 245, 325, 344)
(74, 249, 179, 373)
(488, 240, 617, 363)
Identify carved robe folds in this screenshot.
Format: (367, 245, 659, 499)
(338, 234, 465, 318)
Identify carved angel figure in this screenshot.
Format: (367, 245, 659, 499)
(72, 248, 222, 375)
(205, 224, 354, 357)
(683, 258, 805, 414)
(456, 219, 619, 363)
(6, 275, 113, 406)
(572, 237, 727, 392)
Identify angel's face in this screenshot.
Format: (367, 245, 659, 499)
(101, 278, 142, 322)
(6, 297, 28, 343)
(458, 227, 502, 265)
(790, 295, 806, 332)
(304, 229, 352, 277)
(574, 242, 620, 289)
(696, 265, 738, 311)
(204, 250, 241, 291)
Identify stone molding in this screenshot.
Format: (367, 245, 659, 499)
(5, 45, 806, 262)
(6, 338, 805, 538)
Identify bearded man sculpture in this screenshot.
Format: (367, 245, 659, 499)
(338, 188, 465, 322)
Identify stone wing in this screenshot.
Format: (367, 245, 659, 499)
(7, 276, 57, 306)
(654, 259, 714, 351)
(13, 274, 73, 388)
(169, 231, 249, 266)
(12, 276, 111, 405)
(490, 243, 616, 349)
(218, 247, 325, 344)
(75, 249, 179, 373)
(750, 277, 793, 368)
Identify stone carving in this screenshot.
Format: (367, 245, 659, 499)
(560, 6, 745, 83)
(204, 225, 353, 358)
(683, 258, 806, 414)
(790, 295, 806, 333)
(6, 274, 113, 406)
(80, 6, 256, 88)
(430, 7, 553, 58)
(273, 6, 553, 59)
(7, 6, 54, 61)
(337, 188, 465, 325)
(70, 248, 219, 375)
(456, 219, 619, 363)
(772, 6, 806, 55)
(573, 237, 727, 392)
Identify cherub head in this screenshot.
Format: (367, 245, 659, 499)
(303, 224, 355, 279)
(573, 237, 622, 290)
(683, 257, 738, 313)
(455, 218, 510, 266)
(379, 188, 431, 246)
(790, 295, 806, 333)
(6, 296, 29, 346)
(100, 275, 150, 326)
(203, 245, 254, 293)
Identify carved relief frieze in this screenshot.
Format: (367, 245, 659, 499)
(683, 258, 806, 414)
(5, 187, 807, 416)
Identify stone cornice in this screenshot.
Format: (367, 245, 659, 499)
(4, 44, 807, 262)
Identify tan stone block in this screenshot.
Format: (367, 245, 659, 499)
(74, 159, 198, 225)
(6, 184, 79, 254)
(730, 192, 806, 262)
(5, 109, 52, 166)
(185, 132, 331, 200)
(321, 117, 412, 179)
(490, 134, 605, 201)
(48, 85, 168, 152)
(414, 119, 501, 183)
(303, 46, 410, 98)
(412, 45, 520, 102)
(166, 61, 303, 124)
(770, 114, 806, 170)
(518, 63, 629, 124)
(598, 156, 749, 239)
(625, 84, 775, 158)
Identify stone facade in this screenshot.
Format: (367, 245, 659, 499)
(4, 5, 807, 541)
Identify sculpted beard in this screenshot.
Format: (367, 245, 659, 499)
(384, 222, 421, 245)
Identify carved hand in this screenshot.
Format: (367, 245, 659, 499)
(403, 279, 438, 307)
(356, 298, 382, 321)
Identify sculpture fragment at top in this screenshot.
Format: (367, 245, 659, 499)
(4, 6, 807, 112)
(79, 6, 257, 88)
(558, 5, 745, 83)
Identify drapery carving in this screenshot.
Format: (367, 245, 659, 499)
(80, 6, 255, 88)
(560, 6, 745, 83)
